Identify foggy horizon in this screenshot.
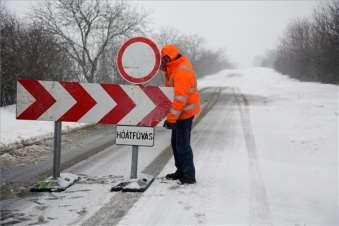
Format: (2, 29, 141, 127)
(5, 0, 322, 67)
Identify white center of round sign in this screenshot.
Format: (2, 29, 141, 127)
(122, 42, 155, 79)
(116, 37, 161, 84)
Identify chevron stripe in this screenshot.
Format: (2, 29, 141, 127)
(78, 83, 117, 123)
(16, 80, 173, 127)
(38, 81, 76, 121)
(118, 85, 155, 125)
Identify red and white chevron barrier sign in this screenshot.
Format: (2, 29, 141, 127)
(16, 80, 173, 127)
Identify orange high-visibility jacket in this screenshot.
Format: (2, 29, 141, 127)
(164, 55, 201, 123)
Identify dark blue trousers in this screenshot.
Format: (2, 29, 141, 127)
(171, 117, 195, 178)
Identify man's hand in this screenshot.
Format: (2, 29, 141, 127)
(163, 120, 176, 130)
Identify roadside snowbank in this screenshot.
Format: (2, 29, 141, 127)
(0, 105, 87, 147)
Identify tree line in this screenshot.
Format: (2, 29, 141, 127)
(0, 0, 232, 106)
(259, 1, 338, 84)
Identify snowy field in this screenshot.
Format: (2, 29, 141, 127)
(0, 105, 87, 147)
(118, 67, 338, 225)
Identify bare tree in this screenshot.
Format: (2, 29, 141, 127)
(33, 0, 147, 82)
(0, 2, 76, 106)
(311, 0, 339, 83)
(0, 2, 17, 106)
(155, 27, 181, 47)
(155, 27, 205, 66)
(273, 1, 339, 84)
(154, 27, 232, 79)
(279, 19, 315, 79)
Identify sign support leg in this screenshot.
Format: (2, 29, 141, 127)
(111, 142, 154, 192)
(131, 145, 138, 179)
(30, 121, 79, 192)
(53, 121, 62, 179)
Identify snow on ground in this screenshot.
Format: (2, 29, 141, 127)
(0, 127, 172, 226)
(1, 67, 337, 225)
(0, 105, 86, 146)
(118, 67, 338, 225)
(119, 87, 253, 225)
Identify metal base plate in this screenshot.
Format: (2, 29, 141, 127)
(30, 173, 80, 192)
(111, 174, 154, 192)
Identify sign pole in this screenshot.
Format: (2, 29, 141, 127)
(110, 37, 165, 192)
(53, 121, 62, 179)
(130, 145, 139, 179)
(30, 120, 79, 192)
(111, 126, 156, 192)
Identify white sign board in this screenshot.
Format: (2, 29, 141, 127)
(116, 37, 160, 84)
(115, 125, 154, 147)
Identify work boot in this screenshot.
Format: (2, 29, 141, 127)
(179, 176, 196, 184)
(165, 171, 182, 180)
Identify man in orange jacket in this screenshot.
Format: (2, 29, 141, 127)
(161, 44, 201, 184)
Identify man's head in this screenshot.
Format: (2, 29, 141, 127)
(161, 44, 181, 71)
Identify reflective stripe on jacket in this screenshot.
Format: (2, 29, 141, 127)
(164, 55, 200, 123)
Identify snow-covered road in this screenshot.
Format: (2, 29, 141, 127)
(0, 124, 173, 225)
(118, 68, 338, 226)
(1, 67, 337, 226)
(0, 87, 217, 225)
(119, 87, 264, 225)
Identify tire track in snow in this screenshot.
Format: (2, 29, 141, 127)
(234, 87, 273, 226)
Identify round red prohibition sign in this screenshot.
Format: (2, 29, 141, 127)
(116, 37, 161, 84)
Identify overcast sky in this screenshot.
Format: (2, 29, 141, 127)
(5, 0, 321, 67)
